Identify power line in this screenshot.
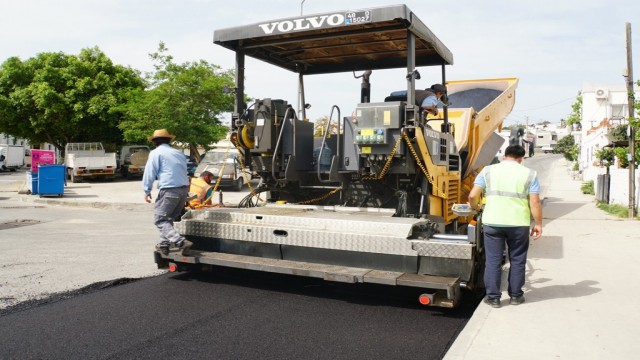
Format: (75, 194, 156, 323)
(512, 95, 577, 112)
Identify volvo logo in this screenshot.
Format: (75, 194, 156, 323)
(258, 14, 345, 35)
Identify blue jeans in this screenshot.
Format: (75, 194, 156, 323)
(483, 225, 530, 300)
(154, 186, 189, 246)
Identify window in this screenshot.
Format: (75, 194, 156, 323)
(611, 104, 627, 119)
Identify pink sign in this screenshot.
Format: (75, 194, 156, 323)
(30, 149, 55, 173)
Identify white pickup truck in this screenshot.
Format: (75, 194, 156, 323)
(64, 142, 117, 183)
(119, 145, 150, 180)
(0, 144, 25, 171)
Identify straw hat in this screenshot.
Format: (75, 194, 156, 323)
(148, 129, 176, 141)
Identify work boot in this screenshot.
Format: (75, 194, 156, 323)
(483, 297, 501, 308)
(509, 295, 526, 305)
(173, 239, 193, 254)
(155, 243, 169, 255)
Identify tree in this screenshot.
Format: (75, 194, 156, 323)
(595, 147, 615, 168)
(118, 43, 236, 161)
(566, 92, 582, 127)
(610, 124, 629, 142)
(554, 135, 578, 161)
(0, 48, 144, 152)
(614, 147, 630, 168)
(313, 116, 339, 137)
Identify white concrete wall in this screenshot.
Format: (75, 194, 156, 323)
(606, 168, 640, 209)
(580, 126, 611, 172)
(588, 165, 640, 209)
(583, 165, 606, 184)
(581, 84, 630, 130)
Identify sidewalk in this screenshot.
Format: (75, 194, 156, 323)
(445, 157, 640, 359)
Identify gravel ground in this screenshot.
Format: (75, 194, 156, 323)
(0, 174, 164, 310)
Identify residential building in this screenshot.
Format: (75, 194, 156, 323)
(578, 83, 639, 209)
(579, 83, 636, 182)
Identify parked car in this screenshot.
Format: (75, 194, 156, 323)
(195, 148, 244, 191)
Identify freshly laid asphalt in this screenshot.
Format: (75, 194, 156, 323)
(9, 155, 640, 359)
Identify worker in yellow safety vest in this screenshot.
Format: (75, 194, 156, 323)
(468, 144, 543, 309)
(187, 171, 214, 208)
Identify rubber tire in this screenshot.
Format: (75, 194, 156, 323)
(234, 177, 243, 191)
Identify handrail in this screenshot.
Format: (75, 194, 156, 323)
(271, 106, 296, 183)
(316, 105, 340, 183)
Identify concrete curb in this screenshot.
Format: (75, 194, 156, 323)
(18, 195, 152, 212)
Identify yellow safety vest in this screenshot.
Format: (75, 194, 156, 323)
(188, 177, 213, 207)
(481, 161, 536, 226)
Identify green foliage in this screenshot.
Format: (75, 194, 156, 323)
(596, 201, 634, 218)
(118, 42, 235, 156)
(595, 147, 615, 167)
(610, 124, 628, 142)
(614, 147, 629, 168)
(572, 162, 579, 171)
(566, 92, 582, 126)
(313, 116, 340, 137)
(629, 80, 640, 128)
(581, 180, 594, 195)
(554, 135, 578, 161)
(607, 125, 640, 168)
(0, 48, 144, 152)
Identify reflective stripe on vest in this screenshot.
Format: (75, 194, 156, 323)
(188, 177, 212, 206)
(482, 161, 535, 226)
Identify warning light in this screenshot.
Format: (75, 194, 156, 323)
(168, 263, 178, 272)
(418, 294, 432, 306)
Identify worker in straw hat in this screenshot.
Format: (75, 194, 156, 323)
(142, 129, 192, 255)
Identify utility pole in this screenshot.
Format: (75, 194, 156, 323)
(625, 22, 636, 218)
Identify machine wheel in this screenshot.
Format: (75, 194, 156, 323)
(234, 177, 244, 191)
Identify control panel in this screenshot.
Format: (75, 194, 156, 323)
(355, 128, 389, 145)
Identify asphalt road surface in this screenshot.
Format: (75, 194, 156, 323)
(0, 268, 479, 360)
(0, 155, 555, 359)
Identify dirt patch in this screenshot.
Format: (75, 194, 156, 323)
(0, 277, 140, 317)
(0, 219, 41, 231)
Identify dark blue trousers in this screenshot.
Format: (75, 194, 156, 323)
(483, 225, 530, 300)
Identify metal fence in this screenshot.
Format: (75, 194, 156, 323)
(596, 174, 610, 203)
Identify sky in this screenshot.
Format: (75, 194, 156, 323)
(1, 0, 639, 126)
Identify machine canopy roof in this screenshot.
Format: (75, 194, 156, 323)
(213, 4, 453, 75)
